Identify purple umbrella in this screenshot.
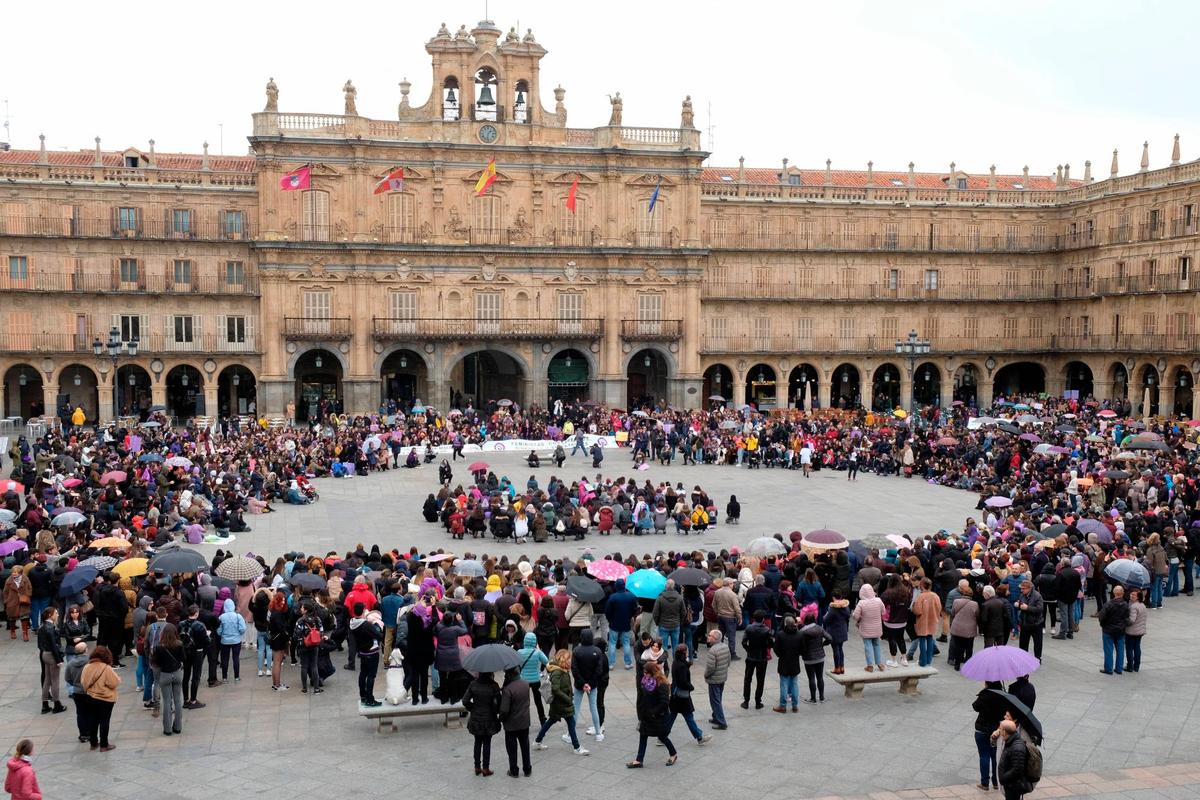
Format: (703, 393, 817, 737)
(984, 496, 1013, 508)
(54, 507, 84, 516)
(1018, 433, 1042, 443)
(803, 528, 849, 549)
(0, 539, 28, 557)
(1075, 518, 1108, 536)
(960, 645, 1042, 682)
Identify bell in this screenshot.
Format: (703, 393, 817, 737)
(445, 87, 457, 104)
(477, 85, 496, 107)
(515, 89, 526, 107)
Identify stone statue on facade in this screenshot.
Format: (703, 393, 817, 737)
(506, 27, 519, 43)
(435, 22, 450, 38)
(455, 24, 470, 40)
(681, 95, 694, 128)
(607, 92, 623, 126)
(264, 78, 279, 112)
(554, 85, 567, 126)
(343, 80, 358, 115)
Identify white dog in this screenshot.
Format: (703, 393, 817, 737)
(384, 648, 407, 705)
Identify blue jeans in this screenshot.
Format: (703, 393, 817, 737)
(257, 630, 272, 672)
(1102, 633, 1125, 674)
(685, 623, 702, 661)
(862, 637, 882, 667)
(670, 709, 704, 740)
(917, 635, 935, 667)
(660, 626, 681, 654)
(1184, 558, 1195, 594)
(1150, 575, 1165, 608)
(1125, 634, 1142, 671)
(1166, 563, 1180, 597)
(974, 729, 997, 786)
(139, 655, 155, 702)
(535, 713, 578, 748)
(573, 687, 600, 730)
(29, 597, 50, 631)
(607, 630, 632, 668)
(778, 674, 799, 709)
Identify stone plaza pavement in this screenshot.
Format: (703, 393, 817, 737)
(0, 456, 1198, 798)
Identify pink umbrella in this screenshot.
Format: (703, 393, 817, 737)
(586, 559, 631, 582)
(100, 471, 127, 484)
(960, 645, 1041, 682)
(886, 533, 913, 549)
(984, 496, 1013, 508)
(63, 478, 83, 489)
(1097, 409, 1117, 418)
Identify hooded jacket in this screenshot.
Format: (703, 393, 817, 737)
(570, 629, 604, 689)
(4, 757, 40, 800)
(517, 631, 549, 683)
(349, 614, 382, 656)
(651, 587, 685, 630)
(217, 598, 247, 644)
(499, 671, 532, 731)
(343, 580, 378, 612)
(822, 599, 851, 643)
(851, 584, 885, 638)
(604, 581, 639, 633)
(742, 620, 775, 662)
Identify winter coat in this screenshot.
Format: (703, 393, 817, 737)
(462, 676, 502, 736)
(546, 663, 574, 719)
(703, 639, 730, 685)
(635, 678, 672, 738)
(668, 654, 696, 715)
(570, 630, 604, 689)
(741, 621, 775, 662)
(1126, 601, 1147, 636)
(2, 573, 31, 619)
(404, 611, 436, 668)
(217, 599, 247, 645)
(772, 626, 805, 676)
(652, 588, 685, 630)
(1098, 596, 1130, 638)
(822, 600, 851, 644)
(998, 733, 1032, 795)
(949, 596, 980, 638)
(4, 758, 41, 800)
(712, 586, 741, 619)
(851, 584, 885, 638)
(979, 597, 1012, 640)
(343, 582, 378, 612)
(517, 632, 549, 683)
(911, 590, 943, 636)
(1014, 589, 1045, 628)
(498, 674, 532, 731)
(1055, 567, 1083, 603)
(605, 586, 639, 633)
(434, 619, 468, 671)
(797, 622, 831, 664)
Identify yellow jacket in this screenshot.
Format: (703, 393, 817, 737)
(71, 407, 85, 426)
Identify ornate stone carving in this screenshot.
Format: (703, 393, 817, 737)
(282, 219, 297, 237)
(343, 80, 357, 115)
(264, 78, 278, 112)
(511, 206, 531, 242)
(607, 92, 623, 126)
(563, 261, 578, 282)
(369, 221, 384, 238)
(681, 95, 694, 128)
(446, 207, 467, 238)
(334, 219, 348, 239)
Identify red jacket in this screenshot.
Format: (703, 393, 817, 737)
(343, 583, 378, 612)
(5, 758, 41, 800)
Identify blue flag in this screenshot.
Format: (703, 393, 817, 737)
(648, 178, 661, 214)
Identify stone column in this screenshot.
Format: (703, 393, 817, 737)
(1192, 386, 1200, 419)
(818, 376, 832, 410)
(257, 379, 290, 418)
(977, 380, 994, 409)
(525, 378, 544, 410)
(151, 381, 167, 410)
(1092, 380, 1113, 403)
(99, 377, 117, 424)
(938, 381, 953, 411)
(899, 370, 913, 412)
(731, 375, 746, 408)
(1160, 385, 1176, 417)
(202, 384, 219, 419)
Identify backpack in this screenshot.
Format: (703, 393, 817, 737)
(179, 620, 195, 652)
(304, 624, 323, 648)
(1024, 739, 1042, 784)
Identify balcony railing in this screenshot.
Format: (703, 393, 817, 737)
(0, 215, 255, 241)
(699, 333, 1200, 356)
(0, 332, 258, 355)
(0, 271, 259, 295)
(620, 319, 684, 341)
(372, 317, 604, 340)
(283, 317, 353, 339)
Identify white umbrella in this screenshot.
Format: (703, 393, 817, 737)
(747, 537, 787, 556)
(52, 511, 86, 527)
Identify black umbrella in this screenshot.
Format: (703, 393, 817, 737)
(1055, 425, 1076, 434)
(997, 422, 1021, 435)
(1127, 440, 1170, 452)
(59, 564, 98, 597)
(290, 572, 327, 591)
(1040, 523, 1068, 538)
(1104, 469, 1131, 480)
(984, 688, 1043, 744)
(462, 643, 524, 673)
(147, 548, 208, 575)
(565, 575, 605, 603)
(667, 567, 712, 587)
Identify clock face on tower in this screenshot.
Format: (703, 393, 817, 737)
(478, 124, 499, 144)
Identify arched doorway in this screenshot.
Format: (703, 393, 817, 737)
(59, 364, 100, 424)
(745, 363, 777, 410)
(1173, 367, 1194, 418)
(2, 364, 44, 420)
(788, 364, 819, 409)
(627, 349, 669, 409)
(703, 364, 733, 406)
(294, 349, 343, 422)
(871, 364, 901, 412)
(547, 349, 590, 405)
(380, 349, 428, 413)
(451, 349, 526, 410)
(165, 365, 204, 419)
(953, 364, 979, 407)
(1138, 365, 1159, 417)
(217, 365, 257, 418)
(992, 362, 1045, 399)
(831, 364, 861, 409)
(913, 361, 941, 407)
(116, 364, 152, 418)
(1109, 363, 1129, 400)
(1064, 361, 1094, 400)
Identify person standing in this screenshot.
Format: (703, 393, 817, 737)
(1015, 579, 1044, 661)
(63, 642, 90, 742)
(1125, 588, 1147, 672)
(626, 661, 677, 768)
(152, 624, 185, 736)
(463, 671, 502, 776)
(979, 585, 1012, 647)
(740, 610, 773, 709)
(948, 583, 979, 670)
(217, 598, 247, 682)
(293, 603, 324, 694)
(499, 667, 532, 777)
(3, 564, 32, 642)
(570, 629, 604, 742)
(1050, 558, 1081, 640)
(349, 604, 383, 706)
(797, 606, 831, 704)
(971, 681, 1005, 791)
(266, 595, 291, 693)
(94, 575, 129, 667)
(703, 628, 730, 730)
(771, 615, 803, 712)
(667, 644, 710, 745)
(604, 579, 638, 670)
(35, 608, 65, 715)
(651, 580, 685, 654)
(81, 646, 121, 752)
(4, 739, 41, 800)
(1098, 585, 1129, 675)
(852, 583, 885, 672)
(711, 578, 742, 660)
(823, 590, 851, 675)
(995, 720, 1032, 800)
(180, 606, 210, 708)
(911, 578, 943, 668)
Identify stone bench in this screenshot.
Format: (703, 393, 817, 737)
(359, 700, 467, 733)
(827, 665, 937, 698)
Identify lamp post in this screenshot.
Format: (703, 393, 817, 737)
(93, 326, 139, 421)
(894, 329, 931, 412)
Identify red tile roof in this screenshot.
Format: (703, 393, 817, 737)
(702, 165, 1080, 191)
(0, 148, 255, 172)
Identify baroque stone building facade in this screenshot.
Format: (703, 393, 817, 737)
(1, 20, 1198, 423)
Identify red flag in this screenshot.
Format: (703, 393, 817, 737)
(373, 167, 405, 195)
(474, 158, 497, 195)
(279, 167, 311, 191)
(567, 177, 579, 214)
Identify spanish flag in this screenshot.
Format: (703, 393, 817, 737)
(474, 158, 497, 195)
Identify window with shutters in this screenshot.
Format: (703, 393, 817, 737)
(1146, 259, 1158, 280)
(963, 269, 980, 295)
(1058, 316, 1072, 337)
(707, 264, 728, 286)
(1031, 269, 1046, 290)
(386, 291, 417, 335)
(472, 195, 503, 244)
(880, 317, 898, 341)
(883, 223, 898, 250)
(708, 217, 729, 242)
(556, 193, 587, 245)
(753, 266, 771, 292)
(636, 293, 663, 335)
(1115, 260, 1127, 287)
(1003, 318, 1018, 339)
(1112, 314, 1122, 337)
(1032, 225, 1047, 249)
(796, 317, 814, 347)
(225, 260, 245, 287)
(119, 258, 139, 285)
(118, 314, 140, 343)
(923, 317, 939, 340)
(8, 255, 28, 281)
(557, 292, 583, 334)
(171, 209, 192, 236)
(1116, 213, 1131, 242)
(963, 317, 979, 341)
(1180, 256, 1191, 282)
(475, 291, 501, 334)
(117, 207, 139, 232)
(885, 269, 899, 290)
(1027, 317, 1044, 339)
(753, 316, 771, 342)
(637, 197, 664, 246)
(301, 190, 330, 241)
(706, 316, 727, 348)
(838, 317, 855, 341)
(1142, 313, 1156, 335)
(756, 218, 771, 239)
(1082, 266, 1092, 289)
(1003, 269, 1019, 294)
(966, 225, 980, 250)
(841, 221, 857, 245)
(388, 194, 416, 243)
(839, 267, 855, 287)
(923, 269, 939, 291)
(1078, 316, 1090, 337)
(302, 290, 331, 335)
(1172, 312, 1192, 337)
(226, 315, 246, 344)
(173, 259, 192, 287)
(221, 210, 245, 239)
(1005, 225, 1019, 250)
(173, 315, 194, 345)
(797, 267, 815, 288)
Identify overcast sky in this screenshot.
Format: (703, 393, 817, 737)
(4, 0, 1196, 176)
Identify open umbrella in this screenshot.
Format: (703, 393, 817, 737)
(91, 537, 132, 549)
(468, 461, 490, 472)
(0, 510, 16, 524)
(1018, 433, 1041, 443)
(667, 567, 712, 588)
(462, 643, 523, 673)
(0, 539, 28, 556)
(289, 572, 327, 591)
(1105, 559, 1150, 588)
(984, 688, 1043, 744)
(985, 496, 1013, 509)
(961, 645, 1041, 682)
(937, 436, 959, 446)
(857, 535, 895, 551)
(453, 559, 486, 578)
(166, 456, 192, 468)
(148, 548, 209, 575)
(748, 537, 787, 557)
(1040, 523, 1068, 538)
(113, 558, 148, 579)
(719, 420, 739, 430)
(1055, 425, 1077, 434)
(708, 395, 725, 402)
(59, 565, 99, 597)
(138, 453, 165, 463)
(54, 506, 84, 516)
(52, 511, 86, 527)
(626, 568, 667, 599)
(586, 559, 630, 582)
(996, 422, 1021, 435)
(631, 410, 649, 418)
(1104, 469, 1131, 480)
(566, 574, 605, 603)
(422, 553, 456, 563)
(1032, 443, 1053, 455)
(99, 471, 127, 484)
(141, 421, 162, 428)
(496, 399, 513, 407)
(886, 533, 914, 549)
(804, 528, 849, 550)
(80, 555, 118, 571)
(215, 556, 264, 582)
(1097, 409, 1117, 418)
(62, 477, 83, 489)
(1128, 440, 1170, 452)
(1, 481, 25, 495)
(1075, 518, 1109, 537)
